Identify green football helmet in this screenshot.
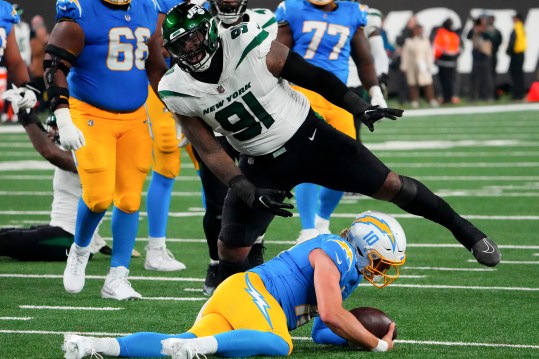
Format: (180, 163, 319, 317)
(162, 3, 219, 72)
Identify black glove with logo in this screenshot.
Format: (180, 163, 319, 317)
(358, 105, 404, 132)
(229, 175, 294, 217)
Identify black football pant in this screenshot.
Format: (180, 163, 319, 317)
(0, 225, 73, 261)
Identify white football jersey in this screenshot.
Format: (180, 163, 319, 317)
(49, 167, 104, 253)
(220, 8, 277, 40)
(160, 21, 310, 156)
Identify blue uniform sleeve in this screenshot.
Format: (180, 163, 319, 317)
(55, 0, 82, 21)
(156, 0, 182, 14)
(274, 1, 287, 24)
(319, 238, 355, 276)
(355, 3, 368, 28)
(311, 317, 348, 346)
(0, 1, 19, 25)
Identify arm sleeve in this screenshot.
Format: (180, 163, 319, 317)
(279, 50, 370, 114)
(311, 317, 348, 346)
(368, 35, 389, 76)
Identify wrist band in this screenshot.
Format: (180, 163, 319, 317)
(372, 339, 389, 352)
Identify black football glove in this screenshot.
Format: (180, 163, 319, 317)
(357, 105, 403, 132)
(229, 175, 294, 217)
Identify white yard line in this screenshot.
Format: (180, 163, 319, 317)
(19, 305, 122, 311)
(467, 259, 539, 265)
(1, 274, 537, 291)
(0, 317, 33, 321)
(0, 329, 537, 350)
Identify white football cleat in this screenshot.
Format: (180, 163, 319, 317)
(144, 245, 186, 272)
(161, 339, 205, 359)
(296, 228, 319, 244)
(63, 244, 90, 293)
(62, 334, 99, 359)
(101, 266, 142, 301)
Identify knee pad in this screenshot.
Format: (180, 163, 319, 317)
(152, 150, 180, 178)
(115, 194, 141, 213)
(83, 195, 112, 213)
(390, 175, 417, 207)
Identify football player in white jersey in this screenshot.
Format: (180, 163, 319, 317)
(197, 0, 278, 295)
(159, 3, 500, 285)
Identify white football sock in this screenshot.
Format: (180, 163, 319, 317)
(91, 337, 120, 357)
(148, 236, 166, 249)
(189, 336, 218, 355)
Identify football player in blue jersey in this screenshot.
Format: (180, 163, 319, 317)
(44, 0, 168, 300)
(0, 0, 39, 116)
(62, 211, 404, 358)
(275, 0, 388, 243)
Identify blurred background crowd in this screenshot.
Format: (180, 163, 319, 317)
(1, 0, 537, 123)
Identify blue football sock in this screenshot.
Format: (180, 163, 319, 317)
(74, 199, 106, 248)
(117, 332, 196, 358)
(317, 187, 344, 220)
(295, 183, 319, 229)
(147, 171, 175, 238)
(215, 330, 289, 357)
(111, 207, 139, 268)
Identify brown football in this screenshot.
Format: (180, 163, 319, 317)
(350, 307, 397, 340)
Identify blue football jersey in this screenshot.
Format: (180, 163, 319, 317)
(156, 0, 181, 14)
(0, 0, 19, 61)
(249, 234, 362, 330)
(56, 0, 159, 112)
(275, 0, 367, 83)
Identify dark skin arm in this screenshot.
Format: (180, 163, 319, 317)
(43, 20, 85, 110)
(146, 17, 168, 95)
(275, 23, 293, 48)
(4, 27, 30, 86)
(349, 27, 378, 90)
(24, 124, 77, 173)
(173, 113, 242, 185)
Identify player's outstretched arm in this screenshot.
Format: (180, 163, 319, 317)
(44, 21, 85, 151)
(145, 17, 168, 96)
(266, 41, 402, 132)
(310, 249, 394, 351)
(173, 113, 293, 217)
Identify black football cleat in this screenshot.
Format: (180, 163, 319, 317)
(471, 238, 501, 267)
(203, 264, 219, 296)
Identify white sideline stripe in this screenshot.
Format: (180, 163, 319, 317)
(368, 283, 539, 291)
(404, 266, 496, 272)
(0, 274, 204, 282)
(1, 330, 537, 350)
(393, 339, 539, 350)
(0, 317, 33, 321)
(1, 174, 538, 182)
(144, 297, 207, 301)
(467, 260, 539, 265)
(5, 190, 539, 199)
(403, 103, 539, 117)
(2, 211, 539, 221)
(0, 330, 131, 336)
(292, 336, 539, 349)
(2, 274, 538, 292)
(19, 305, 122, 311)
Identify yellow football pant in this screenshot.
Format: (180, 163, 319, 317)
(292, 85, 357, 140)
(146, 86, 180, 179)
(70, 98, 152, 213)
(188, 272, 293, 355)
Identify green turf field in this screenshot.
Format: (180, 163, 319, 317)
(1, 104, 539, 358)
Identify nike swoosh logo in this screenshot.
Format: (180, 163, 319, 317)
(258, 196, 269, 209)
(308, 128, 317, 141)
(479, 238, 495, 254)
(58, 5, 67, 10)
(335, 252, 342, 264)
